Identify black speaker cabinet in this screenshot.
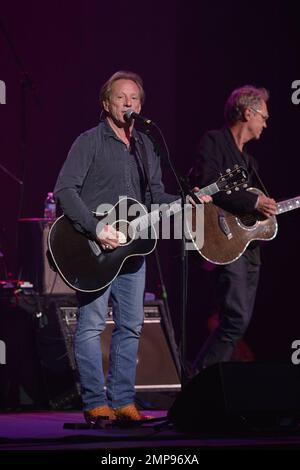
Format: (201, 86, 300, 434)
(168, 362, 300, 433)
(37, 297, 180, 409)
(0, 292, 48, 409)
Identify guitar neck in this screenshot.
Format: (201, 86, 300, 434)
(276, 196, 300, 215)
(162, 181, 220, 219)
(197, 182, 220, 197)
(133, 181, 220, 232)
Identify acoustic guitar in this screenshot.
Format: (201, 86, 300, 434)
(197, 187, 300, 264)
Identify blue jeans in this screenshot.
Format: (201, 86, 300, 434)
(74, 258, 145, 410)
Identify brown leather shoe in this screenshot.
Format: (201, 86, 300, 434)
(112, 403, 152, 421)
(84, 405, 115, 424)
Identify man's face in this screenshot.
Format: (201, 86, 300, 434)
(103, 79, 142, 125)
(247, 100, 269, 140)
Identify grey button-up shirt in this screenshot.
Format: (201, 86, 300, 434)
(54, 120, 177, 240)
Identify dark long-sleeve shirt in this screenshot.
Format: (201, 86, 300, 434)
(54, 120, 177, 240)
(190, 127, 262, 264)
(194, 127, 259, 214)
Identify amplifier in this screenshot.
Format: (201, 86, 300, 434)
(58, 301, 180, 390)
(37, 298, 181, 409)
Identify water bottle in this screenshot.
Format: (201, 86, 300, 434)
(44, 192, 56, 219)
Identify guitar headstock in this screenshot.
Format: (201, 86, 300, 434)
(217, 165, 248, 194)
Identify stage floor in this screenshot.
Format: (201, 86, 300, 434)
(1, 409, 300, 461)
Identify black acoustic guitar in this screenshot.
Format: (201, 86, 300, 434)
(48, 166, 247, 292)
(198, 188, 300, 264)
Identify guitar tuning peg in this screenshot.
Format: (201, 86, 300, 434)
(234, 164, 238, 169)
(235, 187, 239, 191)
(243, 183, 248, 188)
(226, 190, 232, 195)
(226, 168, 230, 173)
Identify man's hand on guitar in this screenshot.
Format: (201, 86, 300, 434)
(188, 187, 212, 206)
(256, 194, 277, 217)
(98, 224, 124, 250)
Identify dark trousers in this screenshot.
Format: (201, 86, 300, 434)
(194, 254, 260, 369)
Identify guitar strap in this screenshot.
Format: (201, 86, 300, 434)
(241, 152, 270, 197)
(224, 128, 270, 197)
(251, 165, 270, 197)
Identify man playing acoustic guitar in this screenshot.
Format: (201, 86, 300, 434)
(53, 71, 210, 423)
(190, 85, 277, 371)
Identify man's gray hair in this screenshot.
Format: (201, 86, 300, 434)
(224, 85, 269, 125)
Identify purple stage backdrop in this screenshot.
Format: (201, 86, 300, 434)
(0, 0, 300, 364)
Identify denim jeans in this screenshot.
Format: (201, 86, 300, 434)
(74, 258, 145, 410)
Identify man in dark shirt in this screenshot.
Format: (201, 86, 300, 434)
(54, 70, 210, 423)
(190, 85, 277, 371)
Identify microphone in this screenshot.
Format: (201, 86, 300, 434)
(124, 109, 153, 125)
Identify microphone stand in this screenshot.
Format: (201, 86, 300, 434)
(179, 186, 188, 386)
(154, 249, 181, 377)
(0, 18, 41, 279)
(0, 162, 23, 186)
(0, 162, 23, 280)
(144, 124, 190, 387)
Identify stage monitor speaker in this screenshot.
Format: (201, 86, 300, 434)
(0, 291, 49, 409)
(37, 298, 180, 409)
(168, 362, 300, 433)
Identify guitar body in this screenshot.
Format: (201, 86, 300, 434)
(48, 197, 156, 292)
(197, 188, 278, 264)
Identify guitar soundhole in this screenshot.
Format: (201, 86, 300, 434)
(239, 214, 257, 227)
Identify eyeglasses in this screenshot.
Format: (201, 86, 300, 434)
(249, 106, 269, 122)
